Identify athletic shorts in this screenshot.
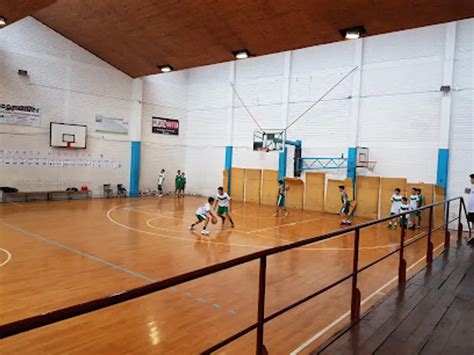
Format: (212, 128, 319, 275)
(217, 206, 229, 215)
(340, 202, 350, 215)
(468, 213, 474, 223)
(277, 195, 286, 207)
(196, 214, 207, 222)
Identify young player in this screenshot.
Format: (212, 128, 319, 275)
(339, 185, 351, 225)
(399, 197, 411, 229)
(175, 170, 181, 195)
(180, 172, 186, 197)
(409, 188, 418, 229)
(415, 188, 424, 228)
(274, 180, 289, 217)
(388, 188, 402, 229)
(157, 169, 165, 197)
(216, 187, 235, 228)
(189, 197, 216, 235)
(467, 173, 474, 246)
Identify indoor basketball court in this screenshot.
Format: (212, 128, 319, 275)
(1, 1, 473, 354)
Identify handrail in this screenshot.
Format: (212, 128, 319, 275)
(0, 196, 471, 354)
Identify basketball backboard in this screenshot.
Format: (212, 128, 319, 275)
(50, 122, 87, 149)
(253, 129, 286, 152)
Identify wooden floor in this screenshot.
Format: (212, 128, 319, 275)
(0, 196, 447, 354)
(315, 239, 474, 355)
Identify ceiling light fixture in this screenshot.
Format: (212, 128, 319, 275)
(339, 25, 366, 40)
(158, 65, 173, 73)
(0, 16, 7, 27)
(232, 49, 252, 60)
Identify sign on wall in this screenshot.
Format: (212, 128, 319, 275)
(95, 114, 129, 135)
(0, 103, 41, 127)
(152, 117, 179, 136)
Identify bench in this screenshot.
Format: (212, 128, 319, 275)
(2, 190, 92, 203)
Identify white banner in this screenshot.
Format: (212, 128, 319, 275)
(95, 114, 128, 135)
(0, 103, 41, 127)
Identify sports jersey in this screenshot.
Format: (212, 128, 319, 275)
(417, 194, 424, 208)
(158, 172, 165, 185)
(409, 194, 418, 210)
(390, 194, 402, 214)
(341, 191, 350, 204)
(469, 184, 474, 213)
(278, 184, 286, 197)
(196, 203, 211, 216)
(400, 203, 410, 214)
(216, 192, 231, 207)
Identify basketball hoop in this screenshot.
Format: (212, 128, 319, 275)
(358, 160, 377, 172)
(257, 147, 271, 153)
(66, 141, 73, 149)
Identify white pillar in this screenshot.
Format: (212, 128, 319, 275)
(227, 61, 236, 146)
(348, 39, 363, 147)
(439, 22, 457, 149)
(129, 78, 143, 142)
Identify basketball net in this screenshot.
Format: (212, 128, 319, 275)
(66, 142, 72, 149)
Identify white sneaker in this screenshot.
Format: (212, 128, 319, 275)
(201, 230, 210, 236)
(188, 225, 194, 230)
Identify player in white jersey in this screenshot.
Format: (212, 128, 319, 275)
(189, 197, 216, 235)
(216, 187, 235, 228)
(399, 197, 411, 228)
(467, 174, 474, 245)
(388, 188, 402, 229)
(409, 188, 418, 229)
(157, 169, 165, 197)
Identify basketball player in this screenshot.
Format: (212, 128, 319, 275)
(388, 188, 402, 229)
(157, 169, 165, 197)
(189, 197, 216, 235)
(274, 180, 289, 217)
(216, 187, 235, 227)
(339, 185, 351, 225)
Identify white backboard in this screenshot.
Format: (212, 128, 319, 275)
(50, 122, 87, 149)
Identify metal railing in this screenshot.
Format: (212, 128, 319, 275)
(0, 197, 471, 354)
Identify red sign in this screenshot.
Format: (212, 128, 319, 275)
(152, 117, 179, 135)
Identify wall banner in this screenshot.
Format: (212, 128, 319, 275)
(152, 117, 179, 135)
(0, 103, 41, 127)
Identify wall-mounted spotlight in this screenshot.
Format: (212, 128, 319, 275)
(158, 65, 173, 73)
(0, 16, 7, 27)
(339, 25, 367, 40)
(232, 49, 252, 60)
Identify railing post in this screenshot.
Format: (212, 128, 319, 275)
(457, 201, 463, 241)
(256, 256, 268, 355)
(426, 206, 434, 264)
(398, 222, 407, 288)
(444, 201, 450, 249)
(350, 229, 361, 323)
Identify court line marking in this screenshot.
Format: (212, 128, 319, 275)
(0, 218, 239, 316)
(7, 201, 24, 207)
(0, 248, 12, 267)
(112, 204, 427, 252)
(290, 242, 445, 354)
(0, 219, 156, 283)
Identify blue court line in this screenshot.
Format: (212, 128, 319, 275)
(0, 219, 238, 315)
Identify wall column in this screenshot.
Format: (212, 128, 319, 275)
(437, 22, 457, 193)
(280, 51, 292, 178)
(347, 39, 364, 185)
(225, 61, 236, 190)
(129, 78, 143, 197)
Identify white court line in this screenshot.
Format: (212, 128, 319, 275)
(246, 217, 322, 234)
(7, 201, 24, 207)
(114, 204, 427, 252)
(0, 248, 12, 267)
(290, 242, 446, 354)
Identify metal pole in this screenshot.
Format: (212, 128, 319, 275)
(350, 229, 361, 322)
(457, 202, 463, 241)
(398, 222, 407, 288)
(256, 257, 267, 355)
(444, 201, 450, 249)
(427, 206, 434, 263)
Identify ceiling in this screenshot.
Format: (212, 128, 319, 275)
(2, 0, 474, 77)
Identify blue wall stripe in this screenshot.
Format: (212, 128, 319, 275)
(130, 141, 141, 197)
(225, 146, 233, 192)
(436, 148, 449, 192)
(347, 147, 357, 184)
(278, 147, 288, 181)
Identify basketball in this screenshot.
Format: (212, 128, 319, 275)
(211, 216, 218, 224)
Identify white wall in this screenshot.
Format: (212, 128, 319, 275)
(0, 18, 135, 196)
(143, 19, 473, 199)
